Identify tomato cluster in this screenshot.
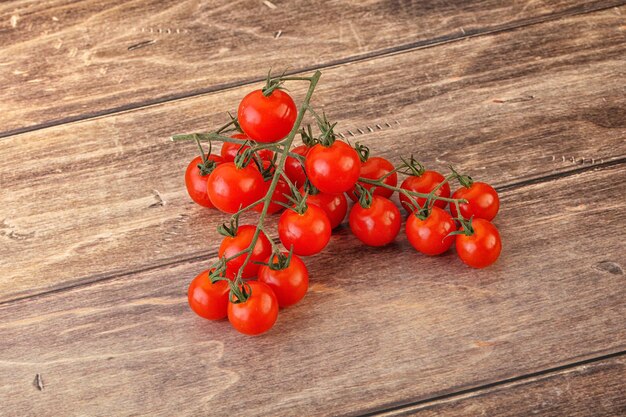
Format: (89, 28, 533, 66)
(177, 71, 503, 336)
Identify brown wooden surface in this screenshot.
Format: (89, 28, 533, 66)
(0, 0, 622, 136)
(377, 355, 626, 416)
(1, 8, 625, 302)
(1, 1, 625, 416)
(1, 165, 625, 416)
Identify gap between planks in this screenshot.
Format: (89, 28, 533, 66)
(1, 158, 623, 308)
(356, 349, 626, 416)
(0, 0, 624, 140)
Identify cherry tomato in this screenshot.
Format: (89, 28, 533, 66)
(228, 281, 279, 336)
(218, 225, 272, 278)
(302, 187, 348, 229)
(450, 182, 500, 221)
(187, 269, 230, 320)
(278, 205, 331, 256)
(399, 170, 451, 212)
(184, 154, 222, 208)
(237, 89, 297, 143)
(284, 144, 310, 188)
(221, 134, 274, 163)
(349, 196, 401, 247)
(456, 218, 502, 268)
(305, 141, 361, 194)
(348, 156, 397, 201)
(254, 177, 291, 214)
(405, 207, 456, 255)
(258, 253, 309, 308)
(206, 162, 266, 213)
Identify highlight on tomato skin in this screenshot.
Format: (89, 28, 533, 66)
(258, 253, 309, 308)
(349, 196, 401, 247)
(227, 281, 279, 336)
(187, 270, 230, 321)
(237, 89, 297, 143)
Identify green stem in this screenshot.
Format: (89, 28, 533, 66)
(232, 71, 322, 285)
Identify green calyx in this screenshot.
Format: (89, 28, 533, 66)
(449, 165, 473, 188)
(354, 183, 373, 209)
(218, 218, 239, 238)
(268, 246, 294, 271)
(229, 281, 252, 304)
(354, 142, 370, 163)
(400, 155, 425, 177)
(300, 124, 318, 147)
(262, 69, 287, 97)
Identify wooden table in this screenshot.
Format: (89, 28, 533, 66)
(1, 1, 625, 416)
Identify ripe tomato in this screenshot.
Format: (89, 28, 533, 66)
(348, 156, 397, 201)
(302, 187, 348, 229)
(237, 89, 297, 143)
(456, 218, 502, 268)
(254, 177, 291, 214)
(206, 162, 266, 213)
(305, 141, 361, 194)
(349, 196, 401, 247)
(221, 134, 274, 163)
(258, 253, 309, 308)
(228, 281, 279, 336)
(218, 225, 272, 278)
(399, 170, 451, 212)
(405, 207, 456, 255)
(450, 182, 500, 221)
(187, 269, 230, 320)
(278, 205, 331, 256)
(284, 144, 310, 188)
(184, 154, 222, 208)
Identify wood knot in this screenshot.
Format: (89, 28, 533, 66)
(594, 261, 624, 275)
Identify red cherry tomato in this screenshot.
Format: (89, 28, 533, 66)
(405, 207, 456, 255)
(228, 281, 279, 336)
(450, 182, 500, 221)
(348, 156, 397, 201)
(349, 196, 401, 247)
(456, 219, 502, 268)
(305, 141, 361, 194)
(302, 188, 348, 229)
(278, 205, 331, 256)
(399, 171, 451, 212)
(187, 269, 230, 320)
(284, 144, 310, 188)
(184, 154, 222, 208)
(221, 134, 274, 163)
(237, 89, 297, 143)
(258, 253, 309, 308)
(254, 177, 291, 214)
(206, 162, 266, 213)
(218, 225, 272, 278)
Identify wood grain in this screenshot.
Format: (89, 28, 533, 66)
(1, 165, 624, 416)
(0, 0, 623, 136)
(0, 8, 624, 302)
(376, 355, 626, 416)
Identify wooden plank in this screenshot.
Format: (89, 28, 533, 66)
(0, 0, 623, 136)
(0, 165, 624, 416)
(0, 8, 625, 302)
(376, 355, 626, 416)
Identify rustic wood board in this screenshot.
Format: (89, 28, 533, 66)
(0, 0, 623, 136)
(376, 355, 626, 416)
(1, 8, 625, 302)
(1, 165, 624, 416)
